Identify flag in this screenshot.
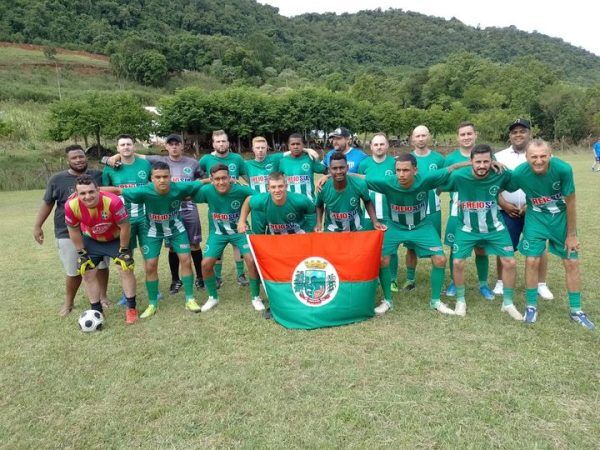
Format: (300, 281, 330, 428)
(248, 231, 383, 329)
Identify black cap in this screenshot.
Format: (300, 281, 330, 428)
(508, 118, 531, 131)
(165, 133, 183, 143)
(331, 127, 351, 138)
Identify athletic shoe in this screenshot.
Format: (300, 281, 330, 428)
(169, 280, 183, 295)
(402, 280, 416, 291)
(185, 298, 201, 313)
(479, 285, 495, 301)
(523, 306, 537, 324)
(569, 311, 595, 330)
(140, 304, 157, 319)
(125, 308, 139, 324)
(434, 301, 455, 315)
(501, 304, 523, 321)
(493, 280, 503, 296)
(195, 278, 205, 290)
(445, 283, 456, 297)
(251, 297, 266, 311)
(390, 281, 399, 293)
(216, 277, 223, 289)
(374, 300, 392, 315)
(237, 274, 249, 287)
(454, 302, 466, 316)
(201, 296, 219, 312)
(537, 283, 554, 300)
(118, 292, 127, 307)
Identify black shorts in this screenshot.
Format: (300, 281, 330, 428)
(83, 235, 120, 265)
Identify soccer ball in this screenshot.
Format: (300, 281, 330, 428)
(78, 310, 104, 332)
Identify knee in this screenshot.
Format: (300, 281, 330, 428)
(432, 254, 446, 267)
(380, 256, 390, 267)
(525, 257, 540, 269)
(501, 258, 516, 270)
(453, 258, 465, 270)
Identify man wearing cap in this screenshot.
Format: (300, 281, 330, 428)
(493, 119, 554, 301)
(324, 127, 368, 174)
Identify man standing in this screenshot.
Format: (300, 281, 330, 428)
(33, 144, 110, 316)
(592, 137, 600, 172)
(508, 139, 594, 329)
(493, 119, 553, 300)
(324, 127, 368, 173)
(440, 145, 522, 320)
(65, 176, 138, 324)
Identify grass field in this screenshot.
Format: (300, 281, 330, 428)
(1, 153, 599, 448)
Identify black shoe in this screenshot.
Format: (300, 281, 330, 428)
(195, 278, 205, 290)
(237, 274, 249, 286)
(169, 279, 182, 295)
(216, 277, 223, 289)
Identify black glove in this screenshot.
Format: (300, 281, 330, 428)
(77, 249, 96, 276)
(114, 247, 134, 271)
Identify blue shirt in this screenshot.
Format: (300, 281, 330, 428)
(324, 147, 368, 174)
(593, 141, 600, 157)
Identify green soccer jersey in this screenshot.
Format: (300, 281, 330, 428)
(245, 153, 284, 193)
(366, 169, 451, 230)
(316, 176, 372, 232)
(199, 152, 247, 180)
(193, 184, 254, 235)
(444, 149, 470, 217)
(122, 181, 200, 238)
(102, 157, 151, 221)
(412, 150, 446, 214)
(278, 154, 327, 201)
(508, 157, 575, 215)
(249, 191, 315, 234)
(358, 155, 396, 221)
(442, 167, 512, 234)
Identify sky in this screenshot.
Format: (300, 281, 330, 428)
(258, 0, 600, 56)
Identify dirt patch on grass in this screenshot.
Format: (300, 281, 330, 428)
(0, 41, 109, 61)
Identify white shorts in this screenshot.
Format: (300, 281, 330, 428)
(56, 238, 109, 277)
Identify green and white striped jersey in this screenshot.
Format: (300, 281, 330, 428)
(193, 184, 254, 235)
(357, 155, 396, 221)
(278, 154, 327, 201)
(316, 176, 371, 232)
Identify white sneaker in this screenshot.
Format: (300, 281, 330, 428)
(201, 296, 219, 312)
(434, 301, 456, 315)
(454, 301, 466, 316)
(501, 304, 523, 321)
(251, 297, 265, 311)
(537, 283, 554, 300)
(374, 300, 392, 315)
(493, 280, 504, 296)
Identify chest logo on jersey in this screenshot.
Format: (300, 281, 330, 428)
(101, 211, 109, 220)
(429, 163, 438, 170)
(92, 222, 112, 235)
(231, 200, 241, 209)
(349, 197, 358, 206)
(228, 163, 237, 173)
(183, 167, 193, 176)
(138, 170, 148, 179)
(552, 181, 561, 191)
(416, 192, 426, 201)
(265, 163, 273, 171)
(292, 257, 339, 308)
(286, 212, 297, 221)
(171, 201, 180, 209)
(301, 163, 310, 171)
(489, 185, 499, 196)
(384, 170, 393, 177)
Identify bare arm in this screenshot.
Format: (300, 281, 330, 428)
(364, 201, 387, 231)
(117, 220, 131, 249)
(67, 226, 85, 251)
(564, 193, 580, 256)
(33, 201, 54, 244)
(314, 205, 324, 232)
(497, 194, 522, 218)
(237, 197, 251, 233)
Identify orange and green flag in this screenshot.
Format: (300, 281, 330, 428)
(248, 231, 383, 329)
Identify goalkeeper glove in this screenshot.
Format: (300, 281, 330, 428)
(114, 247, 135, 271)
(77, 249, 96, 276)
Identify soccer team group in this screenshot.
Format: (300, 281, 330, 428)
(33, 120, 595, 330)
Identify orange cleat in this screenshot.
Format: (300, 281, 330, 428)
(125, 308, 139, 324)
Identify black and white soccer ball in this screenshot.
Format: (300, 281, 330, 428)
(78, 310, 104, 332)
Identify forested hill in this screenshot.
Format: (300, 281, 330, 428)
(0, 0, 598, 83)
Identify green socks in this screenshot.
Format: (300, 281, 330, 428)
(476, 254, 489, 287)
(379, 266, 392, 302)
(235, 260, 245, 277)
(249, 277, 260, 298)
(389, 253, 399, 282)
(568, 291, 581, 312)
(406, 266, 416, 283)
(526, 288, 538, 307)
(503, 287, 514, 307)
(456, 285, 466, 303)
(182, 274, 194, 300)
(214, 262, 222, 279)
(205, 276, 219, 299)
(430, 266, 445, 307)
(146, 280, 159, 307)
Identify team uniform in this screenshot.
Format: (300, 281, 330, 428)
(412, 150, 446, 235)
(248, 192, 315, 234)
(357, 155, 396, 230)
(245, 153, 284, 233)
(443, 149, 469, 246)
(316, 176, 371, 232)
(278, 153, 326, 202)
(324, 147, 368, 173)
(199, 152, 247, 181)
(102, 157, 151, 250)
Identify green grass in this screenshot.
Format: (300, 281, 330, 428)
(1, 153, 599, 448)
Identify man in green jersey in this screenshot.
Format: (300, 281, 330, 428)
(121, 162, 202, 317)
(444, 122, 492, 300)
(365, 153, 470, 315)
(315, 152, 385, 232)
(440, 144, 522, 320)
(193, 164, 265, 312)
(508, 139, 594, 329)
(238, 171, 315, 235)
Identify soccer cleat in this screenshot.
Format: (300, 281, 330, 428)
(216, 277, 223, 289)
(479, 285, 495, 301)
(434, 301, 456, 315)
(185, 298, 201, 313)
(454, 302, 466, 316)
(118, 292, 127, 307)
(169, 279, 183, 295)
(402, 280, 416, 291)
(374, 300, 392, 315)
(537, 283, 554, 300)
(569, 311, 595, 330)
(140, 304, 157, 319)
(125, 308, 139, 324)
(237, 274, 249, 286)
(493, 281, 504, 296)
(195, 278, 205, 290)
(501, 304, 523, 321)
(251, 296, 266, 311)
(390, 281, 399, 293)
(445, 283, 456, 297)
(523, 306, 537, 325)
(201, 296, 219, 312)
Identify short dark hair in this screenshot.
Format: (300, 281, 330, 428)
(75, 175, 97, 187)
(117, 134, 135, 143)
(457, 121, 476, 133)
(288, 133, 304, 143)
(329, 152, 348, 164)
(65, 144, 84, 154)
(210, 163, 229, 176)
(151, 161, 170, 173)
(268, 171, 286, 183)
(471, 144, 492, 159)
(396, 152, 417, 167)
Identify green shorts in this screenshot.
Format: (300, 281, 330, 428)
(444, 215, 459, 247)
(142, 232, 190, 260)
(427, 210, 442, 238)
(452, 228, 515, 260)
(129, 219, 148, 250)
(518, 212, 577, 260)
(204, 232, 251, 259)
(382, 223, 445, 258)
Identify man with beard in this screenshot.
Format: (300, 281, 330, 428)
(33, 144, 111, 316)
(324, 127, 368, 173)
